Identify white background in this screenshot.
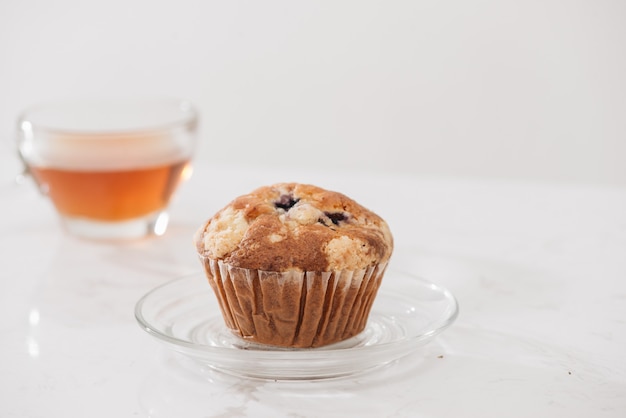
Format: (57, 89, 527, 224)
(1, 0, 625, 185)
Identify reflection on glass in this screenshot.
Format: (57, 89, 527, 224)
(27, 308, 41, 358)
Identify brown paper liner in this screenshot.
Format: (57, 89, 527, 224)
(199, 257, 388, 348)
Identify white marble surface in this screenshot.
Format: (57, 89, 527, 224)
(1, 155, 625, 417)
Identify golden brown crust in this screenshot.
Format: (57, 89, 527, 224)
(194, 183, 393, 271)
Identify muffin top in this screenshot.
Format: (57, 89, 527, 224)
(194, 183, 393, 271)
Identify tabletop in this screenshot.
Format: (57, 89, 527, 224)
(1, 154, 625, 417)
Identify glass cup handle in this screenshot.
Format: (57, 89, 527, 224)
(15, 150, 34, 185)
(14, 150, 47, 196)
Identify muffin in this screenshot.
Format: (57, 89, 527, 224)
(194, 182, 393, 348)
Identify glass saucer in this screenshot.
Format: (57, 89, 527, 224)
(135, 270, 459, 380)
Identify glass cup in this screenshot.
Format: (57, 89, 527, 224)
(16, 98, 198, 240)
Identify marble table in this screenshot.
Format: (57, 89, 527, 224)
(1, 155, 625, 417)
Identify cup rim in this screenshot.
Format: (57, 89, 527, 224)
(17, 97, 198, 137)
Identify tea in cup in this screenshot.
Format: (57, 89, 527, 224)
(17, 98, 198, 240)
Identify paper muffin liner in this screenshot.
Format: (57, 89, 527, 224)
(199, 257, 389, 348)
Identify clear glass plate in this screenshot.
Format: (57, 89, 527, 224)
(135, 270, 459, 380)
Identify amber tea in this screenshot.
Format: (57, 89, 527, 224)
(30, 160, 189, 221)
(17, 99, 198, 239)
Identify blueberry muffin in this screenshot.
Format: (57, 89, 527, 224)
(194, 183, 393, 348)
